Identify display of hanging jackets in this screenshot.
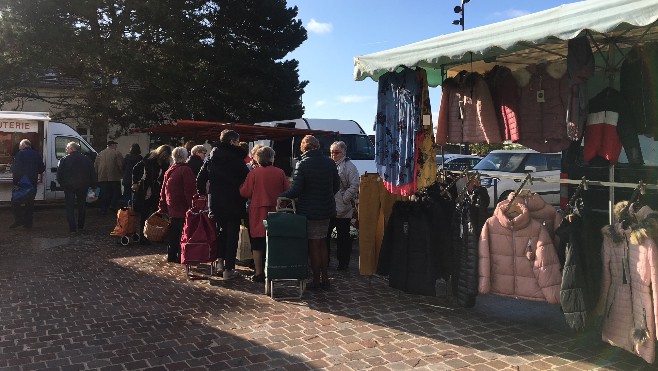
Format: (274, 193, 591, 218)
(375, 68, 423, 195)
(436, 72, 502, 145)
(377, 182, 455, 296)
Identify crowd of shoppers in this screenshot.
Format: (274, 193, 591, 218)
(11, 131, 358, 291)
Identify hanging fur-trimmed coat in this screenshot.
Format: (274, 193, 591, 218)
(597, 208, 658, 364)
(479, 199, 562, 304)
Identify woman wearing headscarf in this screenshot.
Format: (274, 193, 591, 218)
(280, 135, 339, 290)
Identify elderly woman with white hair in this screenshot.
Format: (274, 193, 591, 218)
(158, 146, 196, 263)
(240, 146, 289, 282)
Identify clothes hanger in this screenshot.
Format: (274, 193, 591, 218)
(503, 173, 532, 216)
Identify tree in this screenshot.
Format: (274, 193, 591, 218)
(205, 0, 308, 123)
(0, 0, 308, 149)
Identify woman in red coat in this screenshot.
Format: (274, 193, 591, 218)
(240, 146, 289, 282)
(158, 146, 196, 263)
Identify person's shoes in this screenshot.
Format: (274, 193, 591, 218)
(336, 264, 348, 271)
(167, 257, 179, 263)
(139, 238, 151, 246)
(9, 222, 22, 229)
(251, 273, 265, 283)
(321, 280, 331, 290)
(223, 269, 240, 280)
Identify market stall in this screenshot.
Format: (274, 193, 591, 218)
(353, 0, 658, 363)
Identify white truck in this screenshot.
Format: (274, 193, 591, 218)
(253, 118, 376, 176)
(0, 111, 96, 202)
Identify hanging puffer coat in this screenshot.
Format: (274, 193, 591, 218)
(479, 199, 562, 304)
(517, 63, 570, 153)
(598, 214, 658, 364)
(436, 73, 502, 145)
(484, 65, 520, 142)
(507, 192, 562, 244)
(452, 186, 490, 308)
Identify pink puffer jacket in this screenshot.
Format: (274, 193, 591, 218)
(479, 199, 562, 304)
(598, 211, 658, 364)
(436, 73, 502, 145)
(507, 192, 562, 244)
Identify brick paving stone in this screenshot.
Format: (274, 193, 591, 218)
(2, 208, 655, 371)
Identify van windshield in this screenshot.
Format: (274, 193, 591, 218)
(317, 134, 375, 160)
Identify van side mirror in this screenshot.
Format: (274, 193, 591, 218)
(524, 165, 537, 173)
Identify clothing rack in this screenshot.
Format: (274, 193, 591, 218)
(445, 170, 658, 191)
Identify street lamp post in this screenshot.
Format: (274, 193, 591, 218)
(452, 0, 470, 31)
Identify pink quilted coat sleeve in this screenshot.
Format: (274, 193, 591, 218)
(532, 225, 562, 304)
(436, 86, 451, 146)
(478, 221, 492, 294)
(474, 79, 503, 144)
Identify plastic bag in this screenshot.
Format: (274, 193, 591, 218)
(86, 187, 100, 203)
(11, 175, 34, 202)
(236, 221, 252, 261)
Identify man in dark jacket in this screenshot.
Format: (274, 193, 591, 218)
(197, 130, 249, 280)
(122, 143, 142, 206)
(57, 141, 96, 233)
(11, 139, 45, 229)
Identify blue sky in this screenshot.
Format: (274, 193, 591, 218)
(285, 0, 579, 134)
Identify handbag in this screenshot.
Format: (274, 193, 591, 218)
(11, 175, 34, 202)
(236, 219, 253, 261)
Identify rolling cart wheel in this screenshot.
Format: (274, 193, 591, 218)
(120, 236, 130, 246)
(132, 233, 141, 242)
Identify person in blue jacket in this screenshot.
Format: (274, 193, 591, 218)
(10, 139, 45, 229)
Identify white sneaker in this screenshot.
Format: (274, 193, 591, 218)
(223, 269, 240, 280)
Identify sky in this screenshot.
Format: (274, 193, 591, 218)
(285, 0, 580, 135)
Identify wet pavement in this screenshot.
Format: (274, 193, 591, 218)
(0, 206, 655, 370)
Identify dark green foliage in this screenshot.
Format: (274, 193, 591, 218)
(0, 0, 307, 149)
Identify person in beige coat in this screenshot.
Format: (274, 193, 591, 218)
(94, 140, 123, 215)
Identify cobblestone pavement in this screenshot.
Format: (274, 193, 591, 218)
(0, 206, 655, 370)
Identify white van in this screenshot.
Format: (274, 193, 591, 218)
(0, 111, 97, 202)
(253, 118, 376, 176)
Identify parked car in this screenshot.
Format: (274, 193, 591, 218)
(437, 154, 483, 171)
(472, 150, 562, 209)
